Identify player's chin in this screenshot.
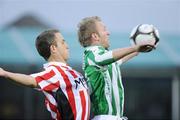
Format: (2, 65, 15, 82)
(65, 57, 69, 62)
(65, 54, 70, 61)
(105, 44, 110, 49)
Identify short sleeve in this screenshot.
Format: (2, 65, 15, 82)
(30, 67, 60, 92)
(117, 59, 123, 66)
(88, 46, 115, 66)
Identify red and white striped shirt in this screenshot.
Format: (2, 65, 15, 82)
(31, 62, 90, 120)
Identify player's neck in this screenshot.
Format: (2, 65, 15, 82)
(48, 56, 67, 64)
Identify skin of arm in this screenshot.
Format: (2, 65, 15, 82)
(113, 44, 154, 64)
(121, 52, 139, 64)
(0, 68, 38, 88)
(112, 46, 138, 61)
(112, 44, 153, 61)
(93, 44, 153, 66)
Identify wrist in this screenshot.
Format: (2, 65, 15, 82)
(133, 45, 139, 52)
(135, 52, 139, 56)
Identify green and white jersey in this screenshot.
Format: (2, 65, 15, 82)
(83, 45, 124, 117)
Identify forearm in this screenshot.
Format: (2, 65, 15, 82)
(94, 46, 138, 66)
(4, 71, 37, 88)
(112, 46, 138, 61)
(121, 52, 139, 64)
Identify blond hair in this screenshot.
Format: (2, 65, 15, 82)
(77, 16, 101, 47)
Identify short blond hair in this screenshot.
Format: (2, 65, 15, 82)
(77, 16, 101, 47)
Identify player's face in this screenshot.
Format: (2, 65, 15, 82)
(95, 21, 110, 49)
(54, 33, 69, 61)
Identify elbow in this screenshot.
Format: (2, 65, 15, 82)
(29, 78, 38, 88)
(31, 82, 38, 88)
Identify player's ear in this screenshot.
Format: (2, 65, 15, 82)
(91, 33, 99, 41)
(50, 44, 57, 54)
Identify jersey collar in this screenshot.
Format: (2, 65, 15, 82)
(85, 45, 102, 51)
(43, 62, 68, 69)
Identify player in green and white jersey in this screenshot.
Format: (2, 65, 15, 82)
(77, 16, 154, 120)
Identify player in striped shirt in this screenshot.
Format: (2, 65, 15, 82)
(0, 29, 90, 120)
(77, 16, 154, 120)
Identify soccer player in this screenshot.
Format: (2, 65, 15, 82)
(77, 16, 154, 120)
(0, 29, 90, 120)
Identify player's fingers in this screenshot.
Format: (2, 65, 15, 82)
(146, 45, 156, 49)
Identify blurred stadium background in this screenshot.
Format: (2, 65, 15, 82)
(0, 0, 179, 120)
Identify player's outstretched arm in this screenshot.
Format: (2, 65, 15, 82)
(112, 44, 154, 61)
(92, 44, 153, 66)
(112, 46, 138, 61)
(0, 68, 38, 88)
(120, 52, 139, 64)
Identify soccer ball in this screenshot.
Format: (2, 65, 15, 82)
(130, 24, 160, 49)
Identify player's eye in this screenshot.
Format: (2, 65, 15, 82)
(62, 40, 65, 44)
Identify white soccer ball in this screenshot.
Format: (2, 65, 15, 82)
(130, 24, 160, 48)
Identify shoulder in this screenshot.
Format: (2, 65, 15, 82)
(85, 46, 105, 54)
(30, 66, 56, 80)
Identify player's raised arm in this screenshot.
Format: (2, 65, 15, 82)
(85, 45, 136, 66)
(0, 68, 37, 88)
(117, 52, 139, 65)
(112, 43, 154, 61)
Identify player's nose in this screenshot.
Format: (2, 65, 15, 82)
(106, 30, 110, 36)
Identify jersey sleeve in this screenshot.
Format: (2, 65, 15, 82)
(30, 67, 60, 92)
(117, 59, 123, 66)
(87, 46, 115, 66)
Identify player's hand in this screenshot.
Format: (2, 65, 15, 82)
(141, 44, 155, 52)
(137, 44, 156, 52)
(0, 68, 7, 77)
(136, 39, 156, 52)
